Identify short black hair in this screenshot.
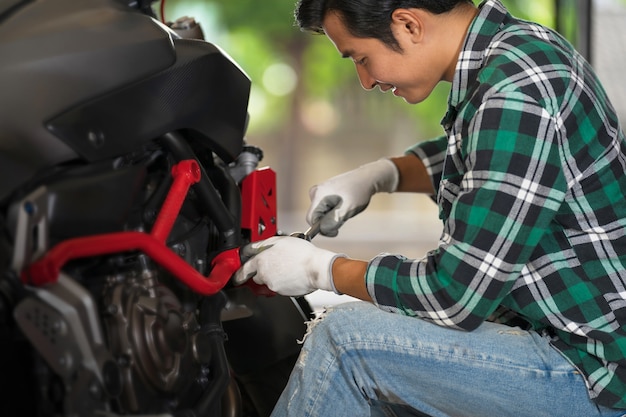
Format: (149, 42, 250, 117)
(295, 0, 474, 51)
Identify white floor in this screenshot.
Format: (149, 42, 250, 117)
(305, 290, 358, 314)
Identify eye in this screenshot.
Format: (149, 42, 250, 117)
(353, 57, 367, 66)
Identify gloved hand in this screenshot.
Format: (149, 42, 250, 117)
(233, 236, 346, 296)
(306, 158, 399, 237)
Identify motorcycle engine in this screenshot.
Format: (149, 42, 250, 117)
(101, 257, 206, 413)
(12, 170, 226, 416)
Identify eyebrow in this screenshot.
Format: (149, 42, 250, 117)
(341, 50, 354, 59)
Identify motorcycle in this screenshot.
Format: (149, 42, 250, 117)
(0, 0, 312, 416)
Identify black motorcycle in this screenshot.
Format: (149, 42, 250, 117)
(0, 0, 311, 416)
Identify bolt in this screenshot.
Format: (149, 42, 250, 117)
(173, 243, 186, 257)
(195, 259, 205, 275)
(105, 304, 118, 315)
(87, 130, 105, 148)
(89, 380, 102, 399)
(58, 353, 73, 370)
(51, 320, 65, 335)
(23, 201, 36, 216)
(116, 354, 131, 368)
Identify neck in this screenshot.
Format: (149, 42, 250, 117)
(440, 3, 480, 82)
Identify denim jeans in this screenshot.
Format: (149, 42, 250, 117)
(271, 301, 626, 417)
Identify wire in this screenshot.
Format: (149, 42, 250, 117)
(160, 0, 166, 23)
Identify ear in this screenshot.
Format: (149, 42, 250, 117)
(391, 9, 424, 43)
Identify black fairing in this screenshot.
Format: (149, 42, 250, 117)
(45, 163, 148, 242)
(47, 40, 251, 164)
(0, 0, 250, 200)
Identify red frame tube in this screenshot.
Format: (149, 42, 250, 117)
(21, 159, 242, 295)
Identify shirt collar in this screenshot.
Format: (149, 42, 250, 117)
(448, 0, 510, 110)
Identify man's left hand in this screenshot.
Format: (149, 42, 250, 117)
(233, 236, 345, 296)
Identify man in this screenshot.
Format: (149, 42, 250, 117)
(234, 0, 626, 415)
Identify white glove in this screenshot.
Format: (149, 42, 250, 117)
(233, 236, 346, 296)
(306, 158, 399, 237)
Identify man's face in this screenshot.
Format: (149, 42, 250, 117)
(322, 11, 445, 105)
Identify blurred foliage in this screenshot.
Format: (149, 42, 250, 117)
(161, 0, 581, 139)
(159, 0, 605, 212)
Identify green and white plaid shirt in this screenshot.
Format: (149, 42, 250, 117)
(365, 0, 626, 408)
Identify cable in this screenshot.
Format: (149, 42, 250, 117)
(160, 0, 166, 23)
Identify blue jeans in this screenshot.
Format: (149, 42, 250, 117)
(271, 301, 625, 417)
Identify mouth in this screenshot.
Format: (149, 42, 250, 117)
(391, 86, 404, 98)
(378, 83, 397, 94)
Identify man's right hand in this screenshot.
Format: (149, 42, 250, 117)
(305, 158, 399, 237)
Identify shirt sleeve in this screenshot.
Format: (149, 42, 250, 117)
(406, 135, 447, 196)
(366, 92, 569, 331)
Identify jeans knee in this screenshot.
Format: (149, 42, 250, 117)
(303, 302, 373, 349)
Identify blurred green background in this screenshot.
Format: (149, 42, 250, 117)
(158, 0, 626, 264)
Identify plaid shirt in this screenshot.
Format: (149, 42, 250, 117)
(365, 0, 626, 409)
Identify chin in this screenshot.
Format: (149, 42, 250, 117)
(401, 84, 437, 105)
(400, 95, 422, 105)
(403, 90, 431, 105)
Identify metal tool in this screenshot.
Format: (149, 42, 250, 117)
(289, 219, 321, 241)
(239, 219, 322, 267)
(234, 219, 324, 292)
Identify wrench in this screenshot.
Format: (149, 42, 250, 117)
(289, 219, 321, 241)
(238, 219, 322, 267)
(240, 219, 321, 261)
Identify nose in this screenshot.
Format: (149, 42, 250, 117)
(355, 65, 377, 90)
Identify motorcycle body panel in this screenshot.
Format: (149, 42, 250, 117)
(0, 0, 307, 416)
(47, 39, 250, 165)
(0, 0, 250, 201)
(45, 162, 147, 242)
